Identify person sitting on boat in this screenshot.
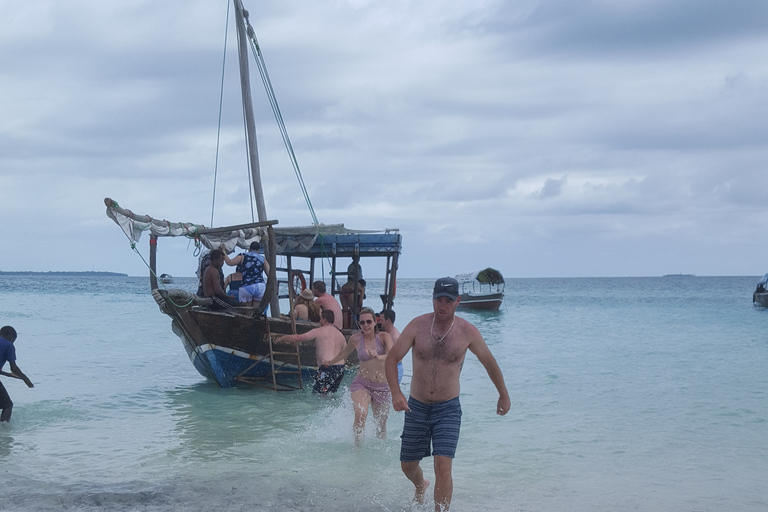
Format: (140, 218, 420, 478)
(221, 241, 270, 306)
(312, 280, 343, 329)
(324, 307, 394, 447)
(224, 261, 244, 298)
(202, 250, 241, 310)
(293, 288, 321, 323)
(196, 249, 224, 298)
(275, 310, 347, 396)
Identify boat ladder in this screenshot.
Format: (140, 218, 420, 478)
(235, 318, 304, 391)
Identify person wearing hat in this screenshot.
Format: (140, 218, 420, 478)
(293, 288, 321, 323)
(385, 277, 510, 511)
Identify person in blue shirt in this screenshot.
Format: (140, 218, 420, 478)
(222, 241, 270, 306)
(0, 326, 34, 422)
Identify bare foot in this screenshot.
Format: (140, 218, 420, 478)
(414, 478, 430, 505)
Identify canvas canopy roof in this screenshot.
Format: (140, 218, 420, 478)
(104, 198, 400, 257)
(455, 268, 505, 285)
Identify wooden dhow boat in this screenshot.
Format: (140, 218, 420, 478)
(455, 268, 505, 311)
(104, 1, 401, 389)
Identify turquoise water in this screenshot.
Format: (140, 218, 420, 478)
(1, 275, 767, 511)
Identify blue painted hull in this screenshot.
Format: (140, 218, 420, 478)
(171, 317, 317, 388)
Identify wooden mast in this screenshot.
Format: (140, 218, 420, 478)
(233, 0, 280, 316)
(233, 0, 267, 222)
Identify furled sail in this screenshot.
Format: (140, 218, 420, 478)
(104, 197, 266, 252)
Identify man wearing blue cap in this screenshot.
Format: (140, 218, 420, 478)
(385, 277, 510, 512)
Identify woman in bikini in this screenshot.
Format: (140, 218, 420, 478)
(325, 307, 394, 446)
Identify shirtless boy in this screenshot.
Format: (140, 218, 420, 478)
(276, 310, 347, 395)
(385, 277, 510, 512)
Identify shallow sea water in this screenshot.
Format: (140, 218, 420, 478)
(1, 275, 767, 511)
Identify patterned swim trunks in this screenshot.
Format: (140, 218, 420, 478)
(313, 364, 345, 395)
(400, 396, 462, 461)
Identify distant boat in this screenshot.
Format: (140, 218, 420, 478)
(663, 273, 695, 278)
(159, 274, 174, 284)
(455, 268, 504, 311)
(753, 274, 768, 308)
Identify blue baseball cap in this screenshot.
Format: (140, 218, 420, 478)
(433, 277, 459, 301)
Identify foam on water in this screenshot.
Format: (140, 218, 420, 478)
(1, 275, 767, 511)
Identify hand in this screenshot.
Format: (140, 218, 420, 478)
(497, 395, 511, 416)
(391, 392, 410, 412)
(24, 378, 34, 388)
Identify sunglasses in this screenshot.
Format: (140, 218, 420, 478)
(359, 319, 374, 325)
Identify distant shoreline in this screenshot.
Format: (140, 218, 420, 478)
(0, 271, 128, 277)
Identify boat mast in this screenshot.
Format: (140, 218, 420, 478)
(233, 0, 267, 222)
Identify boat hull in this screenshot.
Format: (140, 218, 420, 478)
(457, 292, 503, 311)
(754, 292, 768, 308)
(159, 289, 353, 388)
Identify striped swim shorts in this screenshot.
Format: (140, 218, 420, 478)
(400, 396, 462, 461)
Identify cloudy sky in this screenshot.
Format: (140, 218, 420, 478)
(2, 0, 767, 278)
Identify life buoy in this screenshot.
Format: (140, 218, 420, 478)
(291, 270, 307, 296)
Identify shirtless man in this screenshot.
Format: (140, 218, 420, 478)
(379, 309, 404, 383)
(275, 310, 347, 395)
(385, 277, 511, 512)
(203, 250, 242, 310)
(312, 280, 343, 329)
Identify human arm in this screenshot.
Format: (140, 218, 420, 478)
(9, 361, 33, 388)
(369, 332, 393, 361)
(386, 324, 415, 412)
(323, 336, 357, 366)
(468, 332, 510, 416)
(275, 329, 318, 345)
(221, 249, 243, 267)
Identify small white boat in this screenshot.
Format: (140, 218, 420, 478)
(159, 273, 174, 284)
(455, 268, 504, 311)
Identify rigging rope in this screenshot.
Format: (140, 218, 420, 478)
(242, 13, 319, 226)
(210, 0, 232, 227)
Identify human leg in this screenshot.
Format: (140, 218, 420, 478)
(433, 455, 454, 511)
(0, 381, 12, 422)
(401, 460, 430, 505)
(371, 397, 389, 439)
(350, 388, 371, 446)
(428, 398, 461, 511)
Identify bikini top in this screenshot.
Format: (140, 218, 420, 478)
(357, 333, 384, 362)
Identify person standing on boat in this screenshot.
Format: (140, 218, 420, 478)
(384, 277, 510, 511)
(325, 307, 394, 447)
(312, 281, 343, 329)
(379, 309, 404, 384)
(0, 326, 34, 422)
(275, 310, 347, 395)
(221, 241, 270, 306)
(339, 261, 365, 329)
